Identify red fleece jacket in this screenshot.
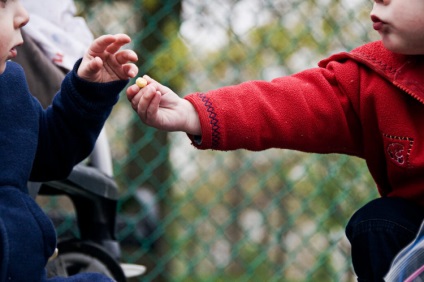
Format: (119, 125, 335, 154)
(185, 41, 424, 205)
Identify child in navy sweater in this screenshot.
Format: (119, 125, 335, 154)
(0, 0, 138, 281)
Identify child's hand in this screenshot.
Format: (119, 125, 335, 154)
(126, 75, 201, 135)
(77, 34, 138, 83)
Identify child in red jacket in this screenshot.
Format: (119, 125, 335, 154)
(127, 0, 424, 280)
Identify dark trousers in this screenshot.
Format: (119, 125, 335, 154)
(346, 197, 424, 281)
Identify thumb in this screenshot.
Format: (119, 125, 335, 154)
(79, 57, 103, 80)
(143, 75, 171, 95)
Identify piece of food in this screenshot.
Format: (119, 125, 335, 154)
(136, 77, 148, 88)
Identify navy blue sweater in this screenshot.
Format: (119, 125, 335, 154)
(0, 61, 125, 281)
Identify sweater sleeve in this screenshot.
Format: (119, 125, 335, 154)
(185, 59, 364, 156)
(29, 59, 128, 181)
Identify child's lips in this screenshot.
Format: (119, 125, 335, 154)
(8, 42, 22, 59)
(371, 15, 386, 31)
(9, 48, 17, 59)
(373, 22, 384, 31)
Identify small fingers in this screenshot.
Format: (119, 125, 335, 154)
(127, 84, 159, 120)
(139, 90, 161, 124)
(105, 34, 132, 54)
(89, 35, 116, 54)
(89, 34, 131, 56)
(78, 57, 103, 80)
(122, 64, 138, 78)
(126, 83, 141, 99)
(115, 50, 138, 65)
(143, 75, 172, 96)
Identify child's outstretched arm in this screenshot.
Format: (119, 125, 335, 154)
(77, 34, 138, 83)
(126, 75, 201, 135)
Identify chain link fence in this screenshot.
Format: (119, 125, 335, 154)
(41, 0, 381, 281)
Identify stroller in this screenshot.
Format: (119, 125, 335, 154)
(16, 32, 146, 281)
(37, 143, 146, 280)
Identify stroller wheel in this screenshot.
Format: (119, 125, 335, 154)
(46, 240, 126, 282)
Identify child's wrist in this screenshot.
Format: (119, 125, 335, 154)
(182, 100, 201, 135)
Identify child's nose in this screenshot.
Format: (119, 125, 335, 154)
(15, 3, 30, 28)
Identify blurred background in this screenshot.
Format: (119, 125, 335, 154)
(38, 0, 380, 281)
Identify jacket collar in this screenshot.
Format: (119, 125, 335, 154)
(319, 41, 424, 104)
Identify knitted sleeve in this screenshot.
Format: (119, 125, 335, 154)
(30, 60, 128, 181)
(184, 60, 363, 156)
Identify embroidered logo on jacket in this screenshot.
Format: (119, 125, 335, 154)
(383, 134, 413, 168)
(387, 143, 406, 165)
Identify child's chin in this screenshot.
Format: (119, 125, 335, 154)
(0, 62, 5, 74)
(381, 38, 423, 55)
